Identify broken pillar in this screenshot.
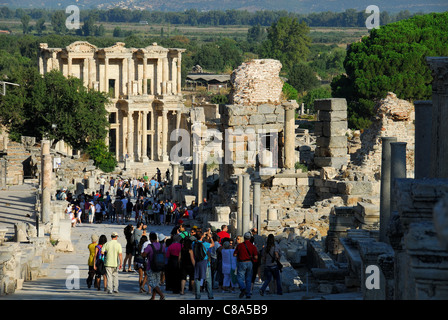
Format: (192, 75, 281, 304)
(242, 174, 250, 234)
(237, 175, 243, 237)
(197, 160, 204, 206)
(390, 142, 407, 213)
(414, 100, 433, 179)
(379, 137, 397, 243)
(283, 100, 297, 171)
(252, 181, 261, 231)
(41, 139, 51, 224)
(171, 162, 179, 200)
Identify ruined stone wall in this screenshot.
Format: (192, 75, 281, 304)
(220, 103, 285, 180)
(229, 59, 284, 106)
(350, 92, 415, 180)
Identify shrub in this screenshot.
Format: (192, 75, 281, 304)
(86, 139, 117, 173)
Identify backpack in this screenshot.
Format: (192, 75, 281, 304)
(150, 244, 165, 272)
(194, 241, 207, 261)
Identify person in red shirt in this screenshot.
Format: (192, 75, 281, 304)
(233, 232, 258, 299)
(217, 225, 231, 244)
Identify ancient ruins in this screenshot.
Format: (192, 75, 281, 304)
(1, 42, 448, 299)
(38, 41, 187, 163)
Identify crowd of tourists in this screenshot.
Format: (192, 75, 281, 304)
(58, 170, 284, 299)
(86, 221, 284, 299)
(58, 169, 202, 228)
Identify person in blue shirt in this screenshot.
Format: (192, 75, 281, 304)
(149, 178, 156, 197)
(192, 230, 214, 300)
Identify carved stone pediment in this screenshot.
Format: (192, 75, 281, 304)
(145, 42, 169, 54)
(65, 41, 98, 53)
(104, 42, 128, 54)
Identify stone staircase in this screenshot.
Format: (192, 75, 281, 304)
(4, 141, 31, 186)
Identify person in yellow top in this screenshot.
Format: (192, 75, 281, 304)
(101, 231, 123, 294)
(87, 234, 98, 289)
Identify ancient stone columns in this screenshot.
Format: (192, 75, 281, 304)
(162, 110, 169, 162)
(242, 174, 250, 234)
(379, 137, 397, 242)
(390, 142, 407, 213)
(171, 162, 179, 200)
(142, 55, 148, 95)
(252, 181, 261, 231)
(237, 174, 243, 237)
(127, 110, 134, 161)
(283, 100, 297, 171)
(104, 57, 109, 93)
(40, 140, 52, 224)
(427, 57, 448, 178)
(197, 158, 204, 206)
(142, 111, 149, 163)
(177, 54, 182, 94)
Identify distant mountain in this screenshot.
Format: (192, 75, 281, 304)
(2, 0, 448, 13)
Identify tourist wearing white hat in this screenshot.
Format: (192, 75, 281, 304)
(101, 231, 123, 294)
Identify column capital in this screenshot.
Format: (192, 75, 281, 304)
(427, 57, 448, 94)
(283, 100, 299, 111)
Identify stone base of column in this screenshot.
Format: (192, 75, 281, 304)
(281, 167, 295, 174)
(141, 156, 149, 163)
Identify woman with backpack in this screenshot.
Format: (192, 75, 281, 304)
(93, 234, 108, 291)
(142, 232, 166, 300)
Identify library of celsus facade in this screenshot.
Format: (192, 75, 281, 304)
(38, 41, 186, 163)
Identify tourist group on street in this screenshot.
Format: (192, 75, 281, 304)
(60, 171, 283, 299)
(87, 223, 284, 300)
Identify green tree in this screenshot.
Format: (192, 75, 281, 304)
(218, 38, 243, 72)
(0, 67, 110, 151)
(260, 16, 311, 72)
(113, 26, 124, 37)
(247, 24, 266, 43)
(80, 17, 96, 36)
(86, 139, 117, 173)
(300, 86, 332, 112)
(282, 83, 298, 101)
(331, 12, 448, 130)
(20, 14, 31, 34)
(51, 11, 67, 35)
(35, 17, 46, 35)
(194, 43, 224, 72)
(287, 62, 319, 94)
